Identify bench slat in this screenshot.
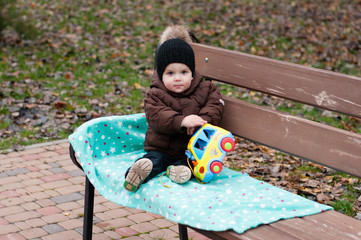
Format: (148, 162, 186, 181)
(270, 216, 356, 240)
(192, 43, 361, 118)
(303, 211, 361, 237)
(188, 224, 300, 240)
(189, 210, 361, 240)
(220, 97, 361, 177)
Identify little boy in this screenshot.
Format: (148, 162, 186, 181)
(124, 27, 224, 192)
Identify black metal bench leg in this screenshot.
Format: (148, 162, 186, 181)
(83, 177, 95, 240)
(179, 224, 189, 240)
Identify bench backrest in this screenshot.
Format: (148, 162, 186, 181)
(191, 43, 361, 178)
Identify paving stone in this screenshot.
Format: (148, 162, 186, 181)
(55, 147, 69, 154)
(3, 168, 30, 176)
(42, 224, 65, 234)
(40, 180, 72, 191)
(58, 219, 83, 230)
(22, 178, 44, 187)
(151, 218, 175, 228)
(0, 224, 20, 235)
(0, 206, 24, 217)
(68, 169, 85, 177)
(68, 176, 85, 185)
(148, 229, 178, 239)
(5, 210, 41, 223)
(126, 207, 145, 214)
(49, 168, 66, 174)
(96, 218, 135, 230)
(0, 190, 21, 199)
(104, 208, 131, 219)
(42, 213, 69, 224)
(36, 199, 56, 207)
(41, 173, 72, 183)
(48, 162, 60, 168)
(91, 233, 112, 240)
(7, 156, 24, 163)
(104, 230, 121, 239)
(1, 197, 25, 207)
(5, 151, 22, 157)
(14, 221, 31, 231)
(39, 151, 59, 158)
(0, 172, 8, 178)
(21, 202, 41, 211)
(22, 148, 46, 155)
(0, 177, 19, 186)
(94, 212, 113, 221)
(25, 218, 47, 227)
(69, 207, 85, 219)
(55, 184, 84, 195)
(130, 222, 158, 233)
(147, 212, 164, 219)
(30, 191, 51, 201)
(127, 212, 155, 223)
(3, 182, 26, 192)
(0, 218, 8, 225)
(36, 206, 62, 216)
(19, 195, 36, 203)
(22, 154, 42, 161)
(103, 201, 122, 209)
(51, 193, 84, 204)
(57, 201, 82, 211)
(20, 227, 47, 239)
(44, 189, 59, 197)
(0, 142, 185, 239)
(0, 233, 26, 240)
(24, 185, 43, 194)
(26, 166, 39, 172)
(115, 226, 139, 237)
(25, 171, 44, 179)
(41, 229, 81, 240)
(74, 227, 83, 235)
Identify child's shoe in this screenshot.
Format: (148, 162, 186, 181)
(166, 165, 191, 184)
(124, 158, 153, 192)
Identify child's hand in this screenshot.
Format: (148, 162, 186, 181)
(181, 115, 207, 135)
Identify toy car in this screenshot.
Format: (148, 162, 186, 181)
(185, 124, 235, 183)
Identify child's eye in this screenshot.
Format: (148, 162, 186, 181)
(182, 70, 188, 74)
(167, 71, 174, 75)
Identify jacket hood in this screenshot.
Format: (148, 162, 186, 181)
(150, 70, 203, 97)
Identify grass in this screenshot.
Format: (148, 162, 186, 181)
(1, 0, 360, 216)
(331, 199, 355, 216)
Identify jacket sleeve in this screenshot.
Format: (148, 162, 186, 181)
(198, 82, 225, 125)
(144, 90, 186, 135)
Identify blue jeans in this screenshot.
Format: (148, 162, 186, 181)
(125, 150, 191, 183)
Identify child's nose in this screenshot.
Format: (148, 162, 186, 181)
(174, 74, 182, 81)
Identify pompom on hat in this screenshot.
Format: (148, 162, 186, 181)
(155, 38, 195, 81)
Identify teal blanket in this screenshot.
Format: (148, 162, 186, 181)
(69, 113, 332, 233)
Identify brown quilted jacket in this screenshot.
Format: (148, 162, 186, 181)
(143, 70, 224, 156)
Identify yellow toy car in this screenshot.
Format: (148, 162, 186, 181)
(185, 124, 235, 183)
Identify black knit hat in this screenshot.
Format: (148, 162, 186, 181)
(155, 38, 195, 80)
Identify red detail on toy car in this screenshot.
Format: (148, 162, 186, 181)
(221, 137, 235, 152)
(210, 161, 222, 174)
(199, 166, 205, 174)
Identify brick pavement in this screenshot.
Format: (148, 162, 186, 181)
(0, 140, 210, 240)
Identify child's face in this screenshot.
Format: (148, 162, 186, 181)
(162, 63, 193, 93)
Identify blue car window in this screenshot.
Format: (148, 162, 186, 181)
(203, 129, 215, 139)
(194, 138, 207, 159)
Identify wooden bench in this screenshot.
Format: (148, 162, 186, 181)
(70, 43, 361, 240)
